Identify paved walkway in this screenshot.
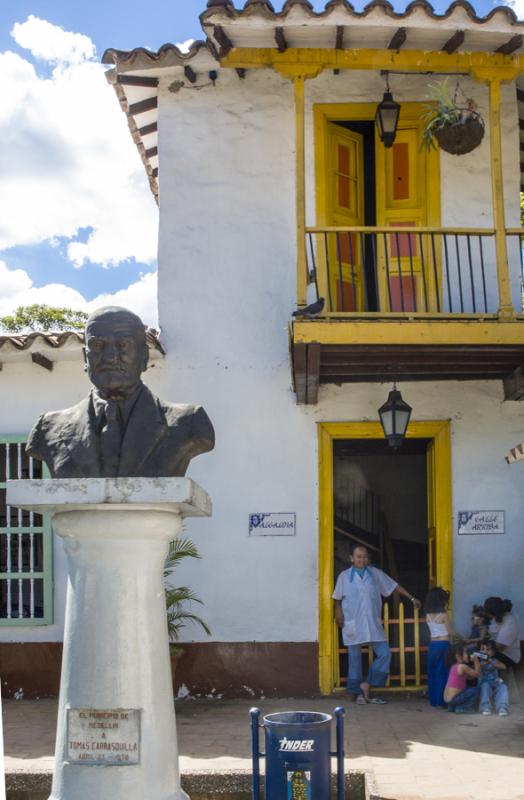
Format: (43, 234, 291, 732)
(3, 693, 524, 799)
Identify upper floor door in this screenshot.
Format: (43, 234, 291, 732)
(327, 123, 365, 311)
(316, 103, 441, 313)
(376, 119, 440, 312)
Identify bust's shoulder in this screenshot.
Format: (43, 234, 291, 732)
(157, 400, 199, 419)
(153, 397, 214, 449)
(157, 400, 210, 428)
(26, 395, 92, 464)
(36, 396, 91, 430)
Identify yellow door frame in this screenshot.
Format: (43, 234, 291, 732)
(314, 103, 441, 312)
(318, 420, 452, 695)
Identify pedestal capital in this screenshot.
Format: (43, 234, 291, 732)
(6, 477, 211, 518)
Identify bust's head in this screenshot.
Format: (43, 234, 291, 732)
(84, 306, 148, 400)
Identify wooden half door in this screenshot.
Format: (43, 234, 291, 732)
(376, 120, 440, 313)
(327, 123, 365, 311)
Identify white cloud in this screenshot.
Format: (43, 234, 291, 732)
(175, 39, 195, 53)
(500, 0, 524, 20)
(0, 17, 158, 270)
(0, 262, 33, 298)
(11, 15, 95, 65)
(88, 271, 158, 325)
(0, 260, 158, 328)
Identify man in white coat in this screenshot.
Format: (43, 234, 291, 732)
(333, 545, 421, 704)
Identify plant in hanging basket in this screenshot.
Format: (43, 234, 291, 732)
(421, 80, 485, 155)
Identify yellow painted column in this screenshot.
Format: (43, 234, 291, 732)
(277, 65, 321, 307)
(474, 75, 515, 318)
(317, 424, 335, 695)
(434, 422, 453, 595)
(488, 78, 514, 317)
(294, 75, 308, 307)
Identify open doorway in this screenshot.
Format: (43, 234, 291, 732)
(333, 438, 430, 691)
(317, 421, 452, 695)
(334, 437, 429, 599)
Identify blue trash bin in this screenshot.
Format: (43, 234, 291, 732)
(250, 708, 345, 800)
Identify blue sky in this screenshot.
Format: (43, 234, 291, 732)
(0, 0, 501, 56)
(0, 0, 504, 54)
(0, 0, 511, 325)
(0, 1, 205, 57)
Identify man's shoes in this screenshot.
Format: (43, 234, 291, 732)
(355, 694, 368, 705)
(481, 710, 492, 715)
(368, 697, 387, 704)
(498, 709, 509, 716)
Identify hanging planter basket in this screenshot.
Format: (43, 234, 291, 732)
(433, 111, 485, 156)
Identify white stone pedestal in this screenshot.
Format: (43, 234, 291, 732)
(7, 478, 211, 800)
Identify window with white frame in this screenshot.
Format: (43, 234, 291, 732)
(0, 436, 53, 625)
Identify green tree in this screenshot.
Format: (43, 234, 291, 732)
(0, 304, 88, 333)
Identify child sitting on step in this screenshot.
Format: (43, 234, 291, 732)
(444, 640, 480, 713)
(476, 639, 509, 717)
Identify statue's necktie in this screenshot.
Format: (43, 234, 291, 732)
(100, 402, 122, 476)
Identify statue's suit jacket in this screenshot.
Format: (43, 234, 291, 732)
(26, 385, 215, 478)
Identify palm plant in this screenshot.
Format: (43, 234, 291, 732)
(164, 537, 211, 654)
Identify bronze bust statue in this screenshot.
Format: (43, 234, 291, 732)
(26, 306, 215, 478)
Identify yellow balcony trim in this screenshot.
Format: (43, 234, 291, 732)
(294, 319, 524, 346)
(323, 312, 500, 319)
(306, 226, 495, 235)
(221, 48, 523, 78)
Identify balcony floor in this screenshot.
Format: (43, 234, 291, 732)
(291, 317, 524, 403)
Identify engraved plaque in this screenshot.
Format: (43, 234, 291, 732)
(67, 708, 141, 766)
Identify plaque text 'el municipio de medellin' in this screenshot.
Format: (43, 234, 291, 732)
(67, 709, 141, 766)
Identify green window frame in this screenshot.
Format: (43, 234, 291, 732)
(0, 435, 53, 626)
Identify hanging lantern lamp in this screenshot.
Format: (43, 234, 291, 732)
(375, 74, 401, 148)
(378, 383, 412, 449)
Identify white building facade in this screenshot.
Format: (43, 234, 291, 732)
(3, 0, 524, 697)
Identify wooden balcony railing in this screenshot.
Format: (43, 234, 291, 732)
(305, 227, 524, 317)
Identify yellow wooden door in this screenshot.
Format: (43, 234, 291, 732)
(327, 123, 365, 311)
(376, 122, 440, 312)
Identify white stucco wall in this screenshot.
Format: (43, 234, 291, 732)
(155, 66, 524, 647)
